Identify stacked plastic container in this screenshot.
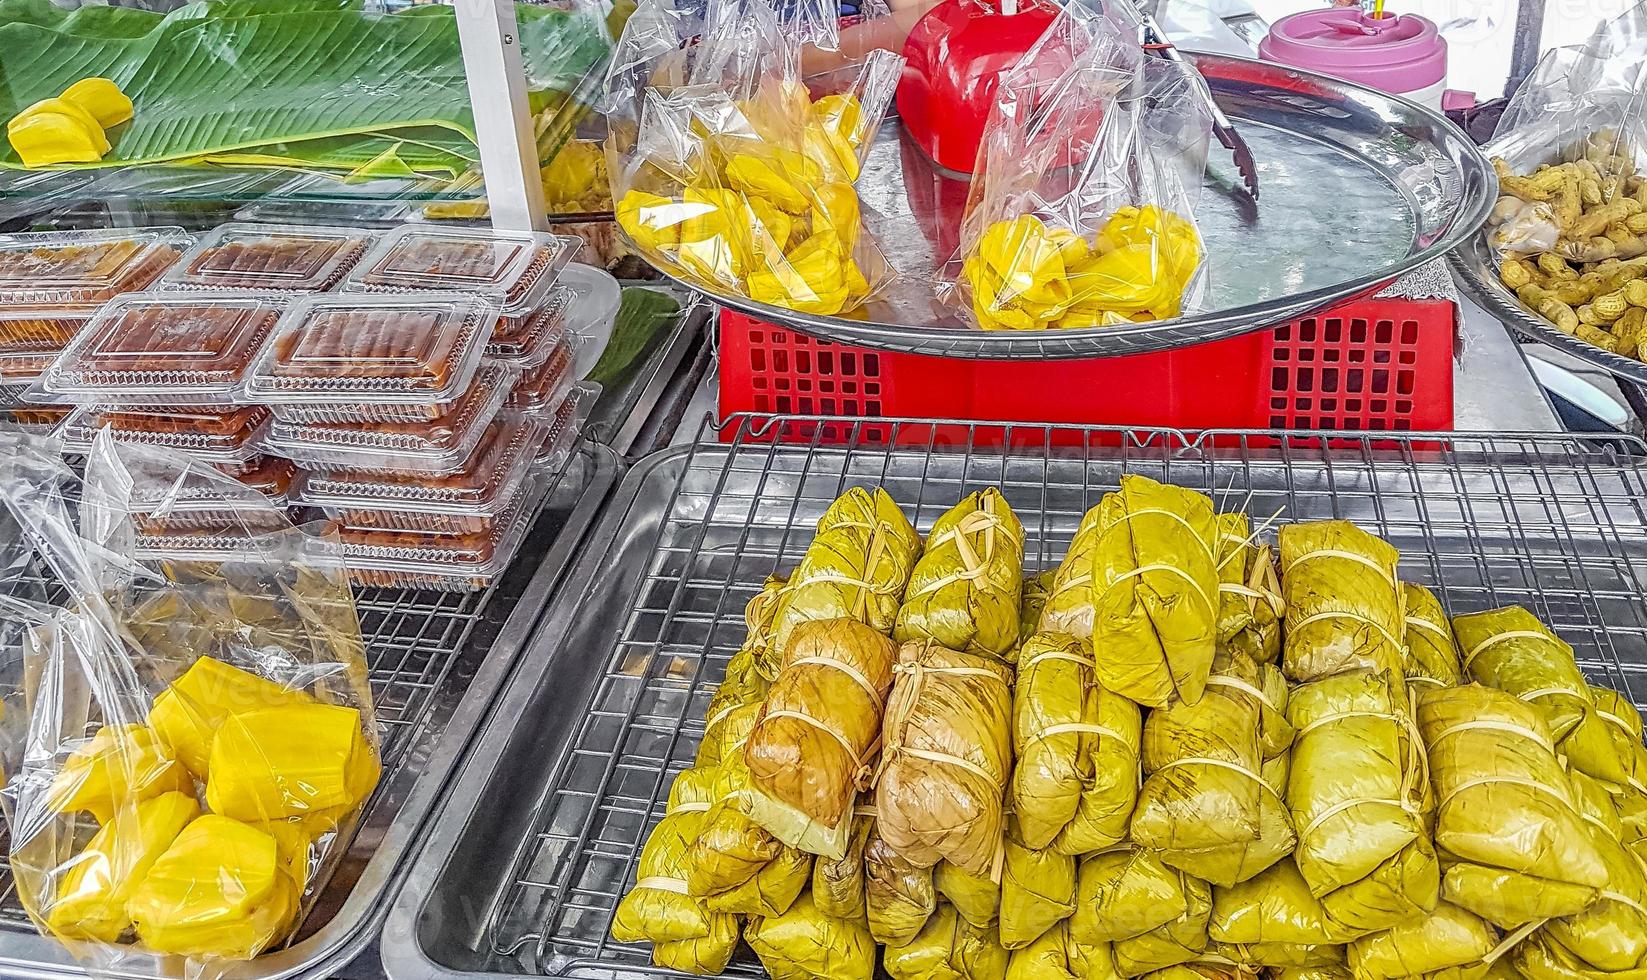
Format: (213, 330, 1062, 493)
(0, 227, 192, 429)
(16, 221, 620, 591)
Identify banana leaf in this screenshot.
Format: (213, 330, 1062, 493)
(1042, 504, 1103, 639)
(1012, 632, 1097, 850)
(1209, 860, 1361, 948)
(1072, 846, 1198, 944)
(895, 488, 1026, 661)
(868, 825, 938, 946)
(1347, 902, 1496, 980)
(1215, 513, 1282, 665)
(1540, 771, 1647, 973)
(1092, 475, 1220, 706)
(885, 904, 1011, 980)
(1417, 684, 1607, 929)
(1210, 941, 1344, 970)
(1000, 820, 1077, 950)
(813, 808, 872, 920)
(937, 860, 1001, 931)
(1147, 964, 1260, 980)
(1019, 570, 1056, 647)
(1277, 520, 1404, 681)
(1161, 751, 1294, 888)
(1401, 583, 1462, 690)
(1112, 877, 1213, 977)
(1056, 681, 1143, 856)
(1515, 929, 1647, 980)
(1275, 968, 1355, 980)
(1007, 922, 1119, 980)
(746, 891, 877, 980)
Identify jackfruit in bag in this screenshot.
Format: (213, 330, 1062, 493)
(745, 891, 877, 980)
(148, 656, 309, 780)
(868, 824, 938, 946)
(44, 791, 199, 943)
(1012, 631, 1098, 849)
(1400, 583, 1463, 690)
(884, 903, 1011, 980)
(895, 489, 1026, 661)
(1091, 475, 1220, 706)
(1278, 521, 1405, 681)
(205, 701, 379, 831)
(1041, 505, 1103, 638)
(46, 724, 193, 824)
(1417, 684, 1608, 929)
(1347, 901, 1498, 980)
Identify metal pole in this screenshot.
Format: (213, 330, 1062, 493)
(455, 0, 549, 232)
(1507, 0, 1547, 97)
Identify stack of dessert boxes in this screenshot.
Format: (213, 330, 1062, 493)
(0, 222, 620, 590)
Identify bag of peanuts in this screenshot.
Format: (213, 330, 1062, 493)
(1486, 1, 1647, 359)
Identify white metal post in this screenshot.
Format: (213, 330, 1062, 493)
(455, 0, 550, 232)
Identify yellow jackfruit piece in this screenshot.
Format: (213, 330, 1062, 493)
(262, 821, 314, 898)
(149, 657, 309, 779)
(46, 724, 194, 823)
(45, 791, 199, 943)
(205, 701, 379, 829)
(60, 78, 132, 128)
(11, 97, 109, 153)
(6, 109, 103, 167)
(128, 815, 299, 960)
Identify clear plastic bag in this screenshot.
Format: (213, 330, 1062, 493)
(0, 428, 380, 978)
(947, 3, 1213, 331)
(605, 0, 905, 317)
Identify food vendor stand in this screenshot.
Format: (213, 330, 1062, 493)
(0, 0, 1642, 978)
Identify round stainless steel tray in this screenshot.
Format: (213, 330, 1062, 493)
(650, 52, 1496, 360)
(1450, 228, 1647, 389)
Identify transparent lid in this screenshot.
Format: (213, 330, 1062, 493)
(161, 222, 376, 292)
(245, 292, 499, 405)
(507, 342, 574, 414)
(0, 307, 96, 348)
(38, 292, 286, 404)
(0, 339, 63, 386)
(557, 263, 623, 344)
(334, 477, 547, 580)
(0, 227, 189, 309)
(262, 362, 514, 471)
(298, 415, 549, 515)
(57, 405, 272, 462)
(342, 225, 580, 315)
(126, 455, 297, 515)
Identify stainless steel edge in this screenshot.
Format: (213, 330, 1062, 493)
(1450, 233, 1647, 388)
(379, 445, 684, 980)
(0, 445, 623, 980)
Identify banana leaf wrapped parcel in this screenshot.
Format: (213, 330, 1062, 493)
(812, 807, 873, 919)
(1091, 474, 1221, 707)
(895, 488, 1026, 660)
(698, 648, 771, 769)
(1215, 513, 1283, 665)
(1590, 686, 1647, 802)
(738, 573, 789, 683)
(1058, 680, 1143, 855)
(1417, 684, 1607, 929)
(1163, 750, 1294, 886)
(1008, 922, 1120, 980)
(1209, 860, 1358, 953)
(884, 903, 1011, 980)
(1536, 771, 1647, 975)
(876, 641, 1014, 876)
(868, 825, 938, 946)
(763, 487, 921, 678)
(1012, 631, 1098, 849)
(746, 891, 877, 980)
(1000, 819, 1078, 949)
(1513, 929, 1645, 980)
(1278, 521, 1404, 681)
(1287, 669, 1437, 934)
(1021, 570, 1056, 646)
(1276, 968, 1355, 980)
(1072, 845, 1204, 944)
(1451, 607, 1612, 783)
(1346, 902, 1497, 980)
(745, 618, 898, 858)
(937, 860, 1001, 930)
(610, 767, 740, 974)
(1209, 939, 1344, 970)
(1112, 873, 1213, 976)
(1041, 505, 1103, 638)
(1401, 583, 1462, 690)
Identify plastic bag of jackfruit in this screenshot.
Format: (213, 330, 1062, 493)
(0, 429, 378, 978)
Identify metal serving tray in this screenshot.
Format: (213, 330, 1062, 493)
(386, 415, 1647, 980)
(0, 445, 621, 980)
(653, 52, 1496, 360)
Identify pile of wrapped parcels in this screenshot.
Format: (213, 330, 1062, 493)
(611, 475, 1647, 980)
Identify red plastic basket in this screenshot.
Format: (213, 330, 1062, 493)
(718, 299, 1455, 442)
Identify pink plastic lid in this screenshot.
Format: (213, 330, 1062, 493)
(1258, 10, 1446, 95)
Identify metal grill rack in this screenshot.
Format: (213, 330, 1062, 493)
(394, 416, 1647, 980)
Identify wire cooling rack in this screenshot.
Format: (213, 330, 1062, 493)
(477, 417, 1647, 978)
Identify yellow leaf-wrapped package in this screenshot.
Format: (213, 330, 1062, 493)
(812, 808, 872, 919)
(44, 791, 199, 943)
(745, 891, 877, 980)
(1417, 684, 1607, 928)
(46, 724, 193, 823)
(1214, 513, 1282, 665)
(1401, 583, 1463, 690)
(744, 618, 897, 858)
(127, 815, 300, 960)
(1209, 860, 1360, 951)
(1538, 770, 1647, 974)
(1278, 521, 1405, 681)
(1347, 901, 1498, 980)
(1092, 475, 1220, 706)
(1011, 632, 1097, 849)
(937, 859, 1001, 930)
(1112, 874, 1213, 977)
(1041, 505, 1103, 638)
(868, 826, 938, 945)
(1072, 846, 1200, 944)
(1000, 821, 1077, 950)
(1057, 681, 1142, 855)
(1008, 922, 1120, 980)
(884, 903, 1011, 980)
(876, 641, 1014, 876)
(205, 701, 379, 830)
(895, 489, 1026, 660)
(148, 656, 309, 779)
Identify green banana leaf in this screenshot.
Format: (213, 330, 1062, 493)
(0, 0, 609, 175)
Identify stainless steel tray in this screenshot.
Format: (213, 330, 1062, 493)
(1451, 231, 1647, 388)
(385, 415, 1647, 980)
(0, 445, 621, 980)
(652, 53, 1496, 360)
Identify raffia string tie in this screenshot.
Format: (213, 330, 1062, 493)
(636, 876, 691, 895)
(788, 655, 886, 708)
(1104, 563, 1215, 615)
(1283, 548, 1396, 589)
(1405, 616, 1452, 640)
(907, 508, 1016, 602)
(1104, 506, 1216, 562)
(763, 709, 866, 771)
(1517, 684, 1586, 703)
(703, 701, 744, 735)
(1483, 919, 1546, 964)
(1155, 756, 1267, 786)
(1289, 610, 1404, 652)
(877, 652, 1009, 787)
(1427, 718, 1581, 814)
(1463, 629, 1559, 670)
(1029, 722, 1128, 747)
(1300, 794, 1423, 840)
(1204, 674, 1277, 713)
(1599, 709, 1641, 737)
(1018, 647, 1095, 672)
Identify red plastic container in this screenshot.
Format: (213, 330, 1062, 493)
(718, 299, 1455, 442)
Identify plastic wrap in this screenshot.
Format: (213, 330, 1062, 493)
(605, 0, 904, 317)
(340, 225, 579, 317)
(947, 4, 1212, 331)
(0, 428, 378, 977)
(160, 224, 375, 294)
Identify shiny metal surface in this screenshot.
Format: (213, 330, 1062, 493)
(386, 415, 1647, 980)
(653, 53, 1496, 360)
(0, 446, 620, 980)
(1450, 232, 1647, 389)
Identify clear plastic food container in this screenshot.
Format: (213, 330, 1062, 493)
(160, 222, 375, 292)
(245, 292, 499, 419)
(263, 362, 515, 475)
(536, 384, 594, 470)
(56, 405, 272, 462)
(36, 292, 285, 405)
(128, 456, 297, 533)
(0, 338, 63, 386)
(341, 225, 580, 316)
(0, 308, 94, 348)
(506, 341, 574, 414)
(337, 478, 549, 591)
(0, 227, 187, 309)
(298, 415, 549, 534)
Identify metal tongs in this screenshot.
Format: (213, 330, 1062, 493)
(1138, 12, 1260, 199)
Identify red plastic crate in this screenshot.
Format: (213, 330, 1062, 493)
(718, 299, 1455, 442)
